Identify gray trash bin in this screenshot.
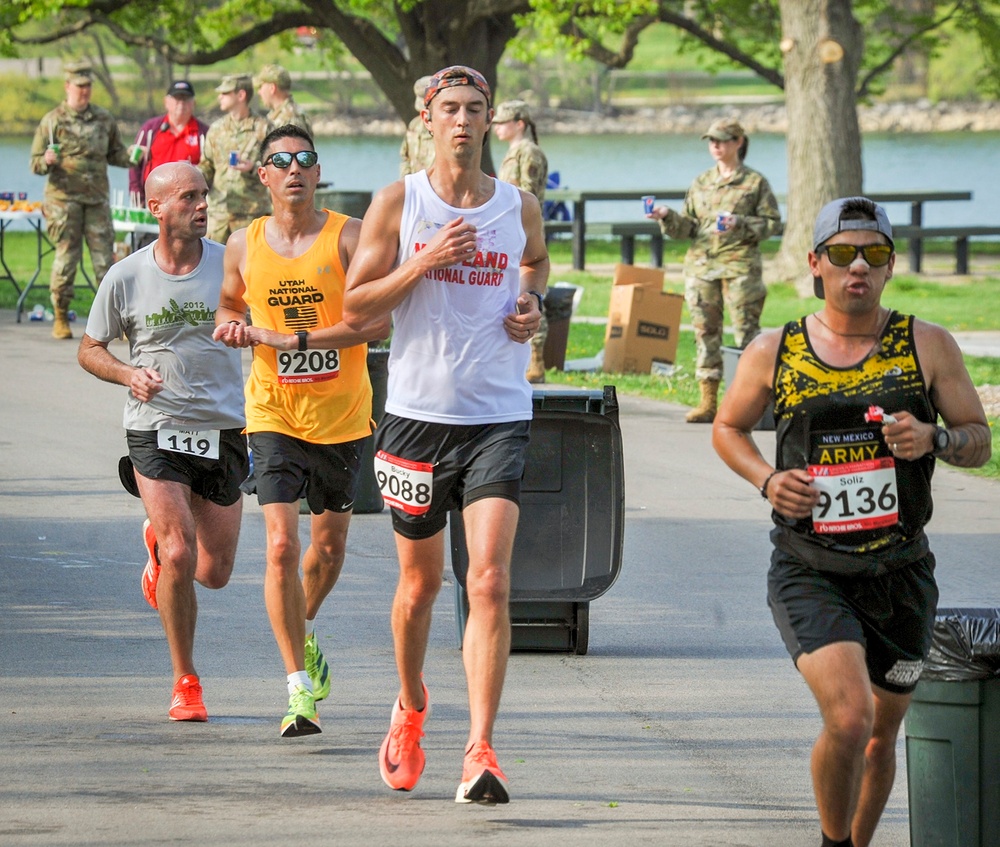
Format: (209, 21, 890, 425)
(450, 386, 625, 654)
(722, 345, 774, 430)
(904, 608, 1000, 846)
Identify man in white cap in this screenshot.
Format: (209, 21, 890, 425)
(713, 196, 991, 847)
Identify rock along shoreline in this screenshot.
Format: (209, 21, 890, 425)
(309, 99, 1000, 137)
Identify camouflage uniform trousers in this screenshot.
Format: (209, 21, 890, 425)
(685, 272, 766, 382)
(43, 196, 115, 308)
(207, 212, 258, 245)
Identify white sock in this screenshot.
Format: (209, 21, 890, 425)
(305, 618, 316, 639)
(288, 671, 312, 695)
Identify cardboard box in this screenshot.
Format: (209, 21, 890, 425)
(602, 265, 683, 375)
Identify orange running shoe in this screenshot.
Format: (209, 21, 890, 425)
(378, 679, 430, 791)
(169, 674, 208, 722)
(455, 740, 509, 805)
(141, 519, 160, 610)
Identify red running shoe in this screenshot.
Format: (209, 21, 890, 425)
(456, 740, 509, 805)
(169, 674, 207, 722)
(141, 519, 160, 610)
(378, 678, 430, 791)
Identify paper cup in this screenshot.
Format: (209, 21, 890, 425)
(642, 195, 655, 215)
(128, 145, 144, 165)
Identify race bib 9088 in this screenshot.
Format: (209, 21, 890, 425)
(373, 450, 433, 515)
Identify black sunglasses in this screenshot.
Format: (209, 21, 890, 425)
(820, 243, 893, 267)
(262, 150, 319, 169)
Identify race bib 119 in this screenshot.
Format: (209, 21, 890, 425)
(157, 427, 220, 460)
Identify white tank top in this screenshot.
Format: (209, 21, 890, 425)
(386, 171, 532, 424)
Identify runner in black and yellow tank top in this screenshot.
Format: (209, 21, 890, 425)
(712, 196, 991, 847)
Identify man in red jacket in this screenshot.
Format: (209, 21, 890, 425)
(129, 81, 209, 207)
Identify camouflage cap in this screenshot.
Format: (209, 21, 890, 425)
(424, 65, 492, 108)
(701, 119, 745, 141)
(254, 64, 292, 90)
(64, 59, 93, 86)
(413, 75, 433, 110)
(493, 99, 532, 124)
(215, 74, 253, 95)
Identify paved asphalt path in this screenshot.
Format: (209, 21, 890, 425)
(2, 314, 997, 846)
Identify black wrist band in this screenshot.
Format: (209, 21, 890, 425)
(760, 470, 779, 500)
(527, 291, 544, 312)
(295, 330, 308, 351)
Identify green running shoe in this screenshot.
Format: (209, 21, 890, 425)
(280, 684, 321, 738)
(305, 632, 331, 702)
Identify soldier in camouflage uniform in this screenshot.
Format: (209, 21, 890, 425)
(650, 119, 782, 422)
(399, 76, 435, 177)
(198, 75, 273, 244)
(493, 99, 549, 382)
(254, 64, 313, 137)
(29, 60, 134, 339)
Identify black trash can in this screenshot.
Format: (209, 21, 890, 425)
(904, 608, 1000, 846)
(450, 386, 625, 654)
(353, 347, 390, 514)
(542, 286, 578, 371)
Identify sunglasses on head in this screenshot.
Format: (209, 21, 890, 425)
(262, 150, 319, 169)
(820, 243, 893, 267)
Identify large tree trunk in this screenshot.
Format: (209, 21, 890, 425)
(775, 0, 864, 294)
(307, 0, 523, 175)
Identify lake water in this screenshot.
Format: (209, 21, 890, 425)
(3, 130, 997, 229)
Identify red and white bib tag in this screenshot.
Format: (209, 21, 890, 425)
(808, 457, 899, 534)
(277, 349, 340, 385)
(373, 451, 433, 515)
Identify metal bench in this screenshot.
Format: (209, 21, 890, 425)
(892, 225, 1000, 274)
(545, 220, 663, 267)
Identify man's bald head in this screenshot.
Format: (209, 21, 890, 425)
(145, 161, 205, 204)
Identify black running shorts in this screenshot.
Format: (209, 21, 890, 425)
(767, 549, 939, 694)
(126, 428, 248, 507)
(248, 431, 363, 514)
(374, 414, 530, 540)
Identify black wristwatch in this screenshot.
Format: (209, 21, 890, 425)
(295, 330, 308, 351)
(932, 425, 950, 456)
(527, 291, 545, 312)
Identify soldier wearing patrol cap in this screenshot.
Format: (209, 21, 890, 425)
(648, 118, 781, 423)
(399, 75, 435, 176)
(254, 64, 312, 136)
(29, 59, 136, 339)
(493, 98, 549, 382)
(197, 74, 273, 243)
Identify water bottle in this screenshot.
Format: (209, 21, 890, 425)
(68, 310, 77, 322)
(30, 304, 45, 321)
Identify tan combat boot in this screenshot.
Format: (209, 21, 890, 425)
(526, 342, 546, 384)
(52, 304, 73, 340)
(685, 378, 719, 423)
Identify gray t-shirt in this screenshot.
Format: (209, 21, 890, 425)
(85, 239, 246, 431)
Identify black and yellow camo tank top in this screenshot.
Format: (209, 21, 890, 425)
(771, 311, 936, 574)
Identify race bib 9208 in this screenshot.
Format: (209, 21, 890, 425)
(277, 349, 340, 385)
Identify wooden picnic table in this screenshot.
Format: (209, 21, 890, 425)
(545, 188, 974, 271)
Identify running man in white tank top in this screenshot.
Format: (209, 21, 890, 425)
(344, 65, 549, 806)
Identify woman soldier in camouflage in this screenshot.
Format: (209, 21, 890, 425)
(648, 119, 782, 422)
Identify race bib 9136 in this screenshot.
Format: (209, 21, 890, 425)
(808, 457, 898, 534)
